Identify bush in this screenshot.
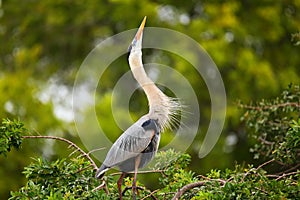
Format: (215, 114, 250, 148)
(240, 84, 300, 165)
(0, 118, 26, 156)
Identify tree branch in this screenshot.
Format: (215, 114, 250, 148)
(258, 137, 275, 146)
(239, 102, 300, 111)
(22, 135, 98, 170)
(242, 159, 275, 181)
(140, 189, 160, 200)
(92, 180, 108, 193)
(257, 158, 275, 170)
(171, 179, 226, 200)
(279, 163, 300, 174)
(275, 171, 300, 181)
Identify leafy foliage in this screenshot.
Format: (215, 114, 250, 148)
(153, 150, 197, 199)
(0, 118, 26, 156)
(9, 157, 102, 200)
(8, 147, 194, 199)
(193, 165, 300, 200)
(240, 84, 300, 164)
(277, 119, 300, 163)
(8, 148, 300, 200)
(7, 85, 300, 199)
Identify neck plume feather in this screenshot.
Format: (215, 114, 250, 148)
(129, 54, 181, 130)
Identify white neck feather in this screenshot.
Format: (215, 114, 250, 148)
(128, 52, 178, 130)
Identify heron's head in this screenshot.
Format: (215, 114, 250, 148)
(128, 16, 146, 55)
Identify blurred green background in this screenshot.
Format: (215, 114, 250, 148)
(0, 0, 299, 198)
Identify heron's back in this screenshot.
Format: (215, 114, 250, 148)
(118, 132, 160, 172)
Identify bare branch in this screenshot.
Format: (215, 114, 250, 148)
(171, 179, 225, 200)
(254, 187, 269, 195)
(242, 159, 275, 181)
(74, 164, 94, 174)
(121, 186, 158, 200)
(92, 180, 108, 193)
(277, 163, 300, 174)
(22, 135, 98, 170)
(140, 189, 160, 200)
(257, 159, 275, 170)
(239, 102, 300, 111)
(87, 147, 106, 155)
(258, 137, 275, 146)
(275, 171, 300, 181)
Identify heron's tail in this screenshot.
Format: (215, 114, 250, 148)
(95, 165, 109, 179)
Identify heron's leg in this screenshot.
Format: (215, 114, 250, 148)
(132, 155, 141, 200)
(117, 172, 126, 200)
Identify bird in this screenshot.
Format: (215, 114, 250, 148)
(95, 16, 181, 200)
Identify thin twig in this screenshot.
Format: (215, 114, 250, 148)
(140, 189, 160, 200)
(254, 187, 269, 195)
(257, 159, 275, 170)
(275, 171, 300, 181)
(92, 180, 108, 193)
(87, 147, 106, 155)
(258, 137, 275, 145)
(278, 163, 300, 174)
(273, 159, 285, 166)
(68, 148, 80, 158)
(266, 174, 278, 178)
(121, 186, 158, 200)
(239, 102, 300, 111)
(22, 135, 98, 170)
(242, 159, 275, 181)
(74, 164, 94, 174)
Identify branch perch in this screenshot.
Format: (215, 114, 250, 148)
(172, 179, 226, 200)
(22, 135, 98, 170)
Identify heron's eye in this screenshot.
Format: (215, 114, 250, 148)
(141, 120, 151, 127)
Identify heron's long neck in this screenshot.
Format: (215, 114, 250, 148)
(129, 53, 172, 128)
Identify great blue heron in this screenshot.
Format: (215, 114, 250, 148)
(96, 17, 181, 199)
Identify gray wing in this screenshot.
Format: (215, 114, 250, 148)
(102, 117, 155, 168)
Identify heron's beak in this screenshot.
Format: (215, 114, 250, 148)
(129, 16, 146, 51)
(135, 16, 146, 41)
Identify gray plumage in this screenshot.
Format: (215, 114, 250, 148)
(96, 117, 160, 178)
